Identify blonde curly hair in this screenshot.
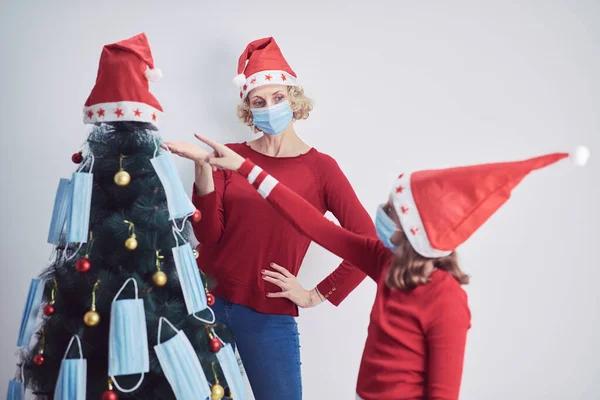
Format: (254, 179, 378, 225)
(237, 86, 313, 133)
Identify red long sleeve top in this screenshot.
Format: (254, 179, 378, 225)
(191, 143, 376, 316)
(237, 159, 472, 400)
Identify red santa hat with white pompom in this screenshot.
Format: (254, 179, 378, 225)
(391, 146, 590, 258)
(83, 32, 163, 127)
(232, 37, 298, 99)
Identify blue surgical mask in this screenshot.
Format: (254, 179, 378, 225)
(66, 157, 94, 244)
(54, 335, 87, 400)
(376, 205, 400, 251)
(108, 278, 149, 393)
(172, 229, 215, 324)
(17, 279, 44, 348)
(213, 332, 247, 400)
(151, 148, 195, 222)
(6, 366, 25, 400)
(47, 178, 72, 245)
(251, 100, 293, 136)
(154, 317, 212, 400)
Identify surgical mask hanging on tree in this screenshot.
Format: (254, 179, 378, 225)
(53, 335, 87, 400)
(66, 155, 95, 244)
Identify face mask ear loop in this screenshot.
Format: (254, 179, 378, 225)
(157, 317, 179, 345)
(64, 242, 84, 261)
(192, 307, 216, 324)
(62, 335, 84, 360)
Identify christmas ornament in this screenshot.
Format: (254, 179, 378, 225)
(152, 250, 167, 286)
(191, 209, 202, 223)
(193, 249, 199, 259)
(114, 154, 131, 187)
(123, 220, 138, 250)
(84, 280, 101, 327)
(210, 362, 225, 400)
(211, 384, 224, 400)
(209, 337, 222, 353)
(72, 151, 83, 164)
(33, 354, 44, 366)
(102, 378, 118, 400)
(33, 329, 46, 366)
(43, 279, 58, 316)
(43, 304, 55, 316)
(75, 256, 91, 273)
(206, 292, 215, 306)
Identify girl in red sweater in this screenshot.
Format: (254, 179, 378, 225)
(193, 135, 588, 399)
(165, 38, 375, 400)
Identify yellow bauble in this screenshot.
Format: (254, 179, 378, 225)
(125, 234, 138, 250)
(193, 249, 199, 259)
(210, 384, 224, 400)
(83, 310, 100, 326)
(152, 271, 167, 286)
(114, 170, 131, 187)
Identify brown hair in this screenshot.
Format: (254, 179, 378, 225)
(237, 86, 313, 133)
(386, 228, 469, 291)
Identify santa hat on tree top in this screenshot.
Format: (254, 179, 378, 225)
(83, 32, 163, 127)
(232, 37, 298, 100)
(392, 146, 590, 258)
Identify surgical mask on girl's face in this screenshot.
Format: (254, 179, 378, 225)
(251, 100, 293, 136)
(375, 204, 400, 251)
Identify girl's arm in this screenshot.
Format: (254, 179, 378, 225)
(238, 159, 390, 280)
(190, 162, 228, 245)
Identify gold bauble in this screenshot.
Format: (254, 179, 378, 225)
(152, 271, 167, 286)
(210, 384, 224, 400)
(83, 310, 100, 326)
(114, 170, 131, 187)
(193, 249, 199, 259)
(125, 234, 138, 250)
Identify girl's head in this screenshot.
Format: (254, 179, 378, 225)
(237, 84, 313, 134)
(377, 197, 469, 291)
(232, 37, 310, 135)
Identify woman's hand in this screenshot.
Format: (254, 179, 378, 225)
(162, 140, 214, 165)
(262, 263, 325, 308)
(194, 135, 245, 171)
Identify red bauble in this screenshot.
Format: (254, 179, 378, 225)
(43, 304, 55, 316)
(101, 390, 119, 400)
(209, 337, 222, 353)
(206, 293, 215, 306)
(71, 151, 83, 164)
(191, 209, 202, 223)
(75, 257, 91, 273)
(33, 354, 45, 366)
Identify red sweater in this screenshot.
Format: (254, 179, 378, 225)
(191, 143, 376, 316)
(238, 159, 472, 400)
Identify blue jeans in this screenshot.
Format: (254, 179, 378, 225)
(212, 296, 302, 400)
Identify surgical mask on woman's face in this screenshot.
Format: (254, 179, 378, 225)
(251, 100, 293, 136)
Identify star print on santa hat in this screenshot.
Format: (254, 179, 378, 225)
(83, 32, 163, 127)
(390, 147, 590, 259)
(232, 37, 298, 99)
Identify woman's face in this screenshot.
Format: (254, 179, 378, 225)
(248, 85, 288, 109)
(383, 197, 404, 247)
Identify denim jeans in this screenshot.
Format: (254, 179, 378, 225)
(212, 296, 302, 400)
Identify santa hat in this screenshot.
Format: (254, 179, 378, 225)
(83, 33, 163, 127)
(232, 37, 298, 100)
(392, 146, 590, 258)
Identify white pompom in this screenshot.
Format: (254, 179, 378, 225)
(145, 67, 163, 82)
(232, 73, 246, 87)
(571, 145, 590, 166)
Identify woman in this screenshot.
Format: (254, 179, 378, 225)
(192, 135, 587, 399)
(166, 37, 376, 400)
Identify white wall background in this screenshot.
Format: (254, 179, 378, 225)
(1, 1, 598, 399)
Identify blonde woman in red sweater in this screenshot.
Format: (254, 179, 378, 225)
(165, 38, 375, 400)
(191, 135, 588, 399)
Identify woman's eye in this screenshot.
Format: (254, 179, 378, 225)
(253, 101, 264, 107)
(275, 95, 284, 102)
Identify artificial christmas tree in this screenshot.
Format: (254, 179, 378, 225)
(8, 33, 245, 400)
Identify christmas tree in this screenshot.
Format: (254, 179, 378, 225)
(8, 33, 245, 400)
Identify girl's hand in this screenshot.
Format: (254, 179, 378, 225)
(163, 140, 215, 170)
(262, 263, 325, 308)
(194, 135, 245, 171)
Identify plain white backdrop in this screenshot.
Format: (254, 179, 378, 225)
(1, 1, 598, 399)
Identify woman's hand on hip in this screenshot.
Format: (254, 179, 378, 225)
(262, 263, 325, 308)
(194, 135, 245, 171)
